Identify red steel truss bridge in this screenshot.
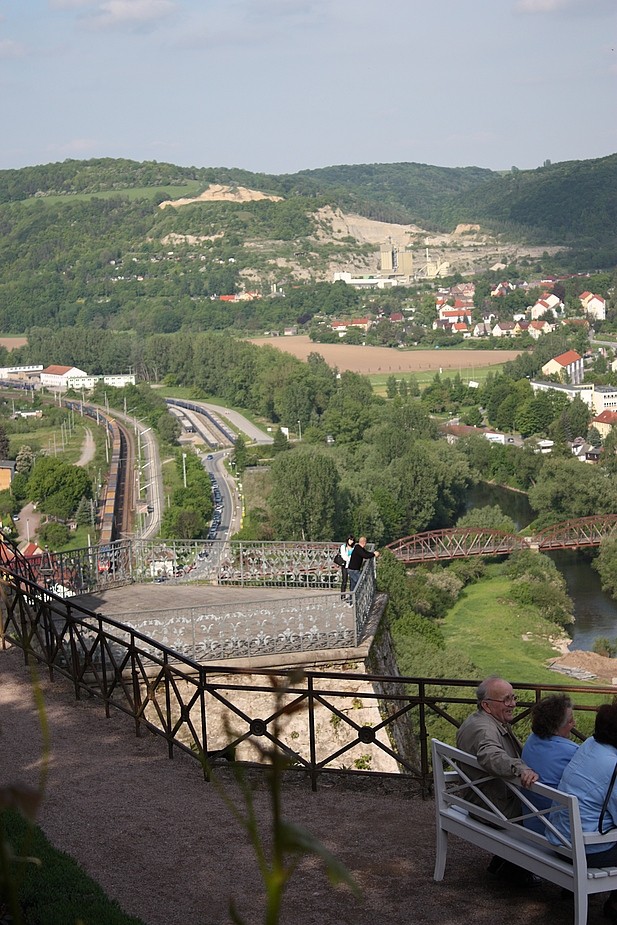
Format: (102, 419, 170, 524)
(386, 514, 617, 565)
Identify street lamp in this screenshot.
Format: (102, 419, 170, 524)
(297, 420, 302, 441)
(182, 452, 187, 488)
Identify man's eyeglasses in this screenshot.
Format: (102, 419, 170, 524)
(484, 696, 518, 705)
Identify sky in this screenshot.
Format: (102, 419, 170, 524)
(1, 0, 616, 176)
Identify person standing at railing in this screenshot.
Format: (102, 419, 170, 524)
(337, 535, 355, 601)
(346, 536, 379, 594)
(456, 675, 540, 887)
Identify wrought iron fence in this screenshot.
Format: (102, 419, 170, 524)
(13, 538, 358, 595)
(1, 564, 612, 794)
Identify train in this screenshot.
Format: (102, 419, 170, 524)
(64, 401, 125, 547)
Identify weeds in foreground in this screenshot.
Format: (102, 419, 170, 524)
(0, 663, 48, 925)
(200, 669, 360, 925)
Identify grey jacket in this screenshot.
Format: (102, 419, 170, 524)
(456, 709, 530, 819)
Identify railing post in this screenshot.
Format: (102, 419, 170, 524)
(131, 632, 142, 737)
(418, 680, 430, 796)
(308, 673, 317, 791)
(200, 666, 210, 781)
(164, 651, 173, 759)
(68, 607, 81, 700)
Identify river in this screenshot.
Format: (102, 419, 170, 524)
(465, 482, 617, 652)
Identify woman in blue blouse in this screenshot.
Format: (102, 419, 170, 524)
(521, 694, 578, 833)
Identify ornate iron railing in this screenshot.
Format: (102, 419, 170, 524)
(17, 538, 354, 594)
(1, 564, 610, 794)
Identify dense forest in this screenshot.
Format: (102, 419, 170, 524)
(0, 154, 615, 336)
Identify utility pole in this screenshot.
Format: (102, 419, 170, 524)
(182, 452, 187, 488)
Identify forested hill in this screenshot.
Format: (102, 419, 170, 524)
(0, 154, 615, 336)
(1, 154, 615, 243)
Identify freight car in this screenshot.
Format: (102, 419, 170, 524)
(64, 401, 125, 544)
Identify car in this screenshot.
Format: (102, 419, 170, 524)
(207, 454, 213, 460)
(13, 515, 19, 522)
(146, 505, 154, 513)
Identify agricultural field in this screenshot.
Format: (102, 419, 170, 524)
(249, 335, 522, 378)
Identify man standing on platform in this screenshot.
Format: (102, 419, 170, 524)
(346, 536, 379, 593)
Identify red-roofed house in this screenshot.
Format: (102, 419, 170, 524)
(40, 365, 88, 389)
(348, 318, 372, 332)
(541, 350, 584, 385)
(591, 410, 617, 438)
(439, 307, 472, 323)
(389, 312, 404, 323)
(580, 293, 606, 321)
(528, 320, 552, 340)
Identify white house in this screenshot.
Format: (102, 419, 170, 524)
(40, 365, 88, 390)
(580, 292, 606, 322)
(66, 374, 136, 390)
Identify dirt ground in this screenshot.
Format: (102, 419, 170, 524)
(248, 335, 522, 375)
(549, 649, 617, 684)
(0, 336, 27, 350)
(2, 645, 606, 925)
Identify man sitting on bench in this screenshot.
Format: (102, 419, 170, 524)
(456, 675, 539, 886)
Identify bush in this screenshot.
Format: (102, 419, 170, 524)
(38, 522, 70, 549)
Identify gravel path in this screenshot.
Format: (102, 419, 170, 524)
(0, 645, 606, 925)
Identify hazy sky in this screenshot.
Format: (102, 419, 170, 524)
(1, 0, 616, 175)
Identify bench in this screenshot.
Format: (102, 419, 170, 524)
(432, 738, 617, 925)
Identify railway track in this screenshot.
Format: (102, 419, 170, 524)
(64, 402, 134, 543)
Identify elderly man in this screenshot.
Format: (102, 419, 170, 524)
(457, 675, 540, 885)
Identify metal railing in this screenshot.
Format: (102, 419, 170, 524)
(13, 538, 361, 594)
(1, 563, 612, 794)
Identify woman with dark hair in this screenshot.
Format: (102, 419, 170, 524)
(338, 535, 355, 601)
(548, 703, 617, 921)
(521, 694, 578, 833)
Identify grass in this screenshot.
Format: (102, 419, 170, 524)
(368, 363, 502, 395)
(439, 569, 610, 735)
(1, 809, 146, 925)
(23, 181, 203, 206)
(440, 574, 567, 685)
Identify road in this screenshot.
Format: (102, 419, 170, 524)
(199, 402, 274, 446)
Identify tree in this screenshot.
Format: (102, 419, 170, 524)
(272, 428, 289, 454)
(269, 449, 342, 540)
(39, 522, 70, 549)
(456, 505, 516, 534)
(27, 457, 92, 520)
(157, 411, 181, 445)
(0, 423, 8, 459)
(233, 435, 248, 475)
(386, 375, 398, 399)
(15, 445, 34, 475)
(595, 535, 617, 598)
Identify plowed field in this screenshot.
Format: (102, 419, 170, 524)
(249, 335, 522, 375)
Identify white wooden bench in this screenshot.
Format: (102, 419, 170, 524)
(432, 738, 617, 925)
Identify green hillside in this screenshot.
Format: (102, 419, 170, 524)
(440, 154, 617, 251)
(0, 155, 615, 337)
